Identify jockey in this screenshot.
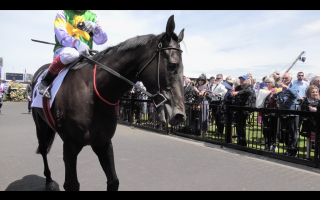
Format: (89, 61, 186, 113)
(38, 10, 108, 97)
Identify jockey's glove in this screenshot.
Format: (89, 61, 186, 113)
(74, 40, 90, 56)
(81, 21, 98, 34)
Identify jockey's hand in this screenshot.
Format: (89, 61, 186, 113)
(74, 40, 90, 56)
(81, 21, 97, 33)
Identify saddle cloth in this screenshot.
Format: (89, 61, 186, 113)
(31, 50, 107, 109)
(31, 57, 83, 108)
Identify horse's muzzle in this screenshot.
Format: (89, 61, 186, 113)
(170, 112, 186, 126)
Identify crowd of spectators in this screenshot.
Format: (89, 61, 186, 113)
(183, 71, 320, 157)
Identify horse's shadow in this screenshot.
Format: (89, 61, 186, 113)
(5, 175, 60, 191)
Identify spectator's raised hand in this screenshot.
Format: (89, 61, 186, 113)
(199, 91, 206, 96)
(309, 106, 317, 112)
(231, 91, 238, 96)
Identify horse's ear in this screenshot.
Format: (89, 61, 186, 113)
(178, 28, 184, 43)
(166, 15, 175, 39)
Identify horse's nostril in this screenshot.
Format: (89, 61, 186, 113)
(175, 114, 184, 121)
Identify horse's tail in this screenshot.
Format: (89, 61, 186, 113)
(36, 128, 56, 154)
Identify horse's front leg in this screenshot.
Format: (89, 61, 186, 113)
(63, 140, 83, 191)
(91, 142, 119, 191)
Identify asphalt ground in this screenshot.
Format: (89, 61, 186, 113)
(1, 101, 320, 191)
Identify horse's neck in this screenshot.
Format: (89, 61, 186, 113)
(94, 48, 148, 103)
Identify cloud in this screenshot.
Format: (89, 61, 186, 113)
(1, 10, 320, 83)
(295, 19, 320, 37)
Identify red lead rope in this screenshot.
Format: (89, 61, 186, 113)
(94, 65, 120, 115)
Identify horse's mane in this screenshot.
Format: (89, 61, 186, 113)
(71, 32, 178, 70)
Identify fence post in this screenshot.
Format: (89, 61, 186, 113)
(152, 103, 156, 129)
(129, 99, 134, 125)
(225, 104, 232, 143)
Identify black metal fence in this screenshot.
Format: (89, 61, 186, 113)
(118, 98, 320, 168)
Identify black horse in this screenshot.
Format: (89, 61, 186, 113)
(31, 15, 185, 191)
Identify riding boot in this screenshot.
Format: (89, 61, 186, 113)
(38, 71, 58, 98)
(38, 56, 66, 98)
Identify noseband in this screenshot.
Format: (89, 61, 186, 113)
(135, 40, 183, 107)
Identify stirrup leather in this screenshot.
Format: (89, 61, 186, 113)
(42, 85, 52, 99)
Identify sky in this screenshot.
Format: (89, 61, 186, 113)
(1, 10, 320, 82)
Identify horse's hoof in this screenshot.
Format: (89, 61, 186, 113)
(45, 182, 57, 191)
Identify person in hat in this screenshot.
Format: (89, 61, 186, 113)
(230, 75, 254, 146)
(193, 73, 209, 137)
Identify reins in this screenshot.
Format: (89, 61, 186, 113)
(83, 38, 183, 109)
(93, 64, 120, 115)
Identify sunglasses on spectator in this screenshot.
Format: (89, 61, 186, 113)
(298, 75, 304, 77)
(282, 77, 289, 79)
(216, 78, 221, 79)
(265, 82, 270, 83)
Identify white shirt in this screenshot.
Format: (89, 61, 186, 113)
(291, 80, 309, 99)
(209, 83, 216, 92)
(212, 82, 227, 100)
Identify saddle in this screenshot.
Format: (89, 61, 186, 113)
(42, 50, 106, 99)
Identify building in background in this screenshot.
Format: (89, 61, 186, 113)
(25, 73, 34, 82)
(5, 72, 33, 82)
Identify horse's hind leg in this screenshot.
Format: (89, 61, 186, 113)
(35, 121, 56, 190)
(63, 140, 83, 191)
(91, 142, 119, 191)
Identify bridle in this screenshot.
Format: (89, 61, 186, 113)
(135, 37, 183, 107)
(83, 36, 183, 108)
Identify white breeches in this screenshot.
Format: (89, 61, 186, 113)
(53, 47, 80, 65)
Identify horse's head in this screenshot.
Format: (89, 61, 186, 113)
(139, 15, 186, 126)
